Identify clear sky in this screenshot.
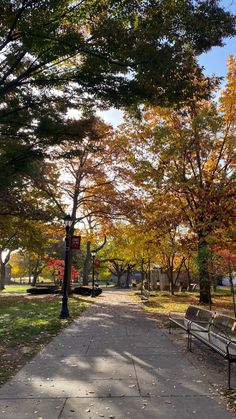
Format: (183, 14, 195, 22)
(199, 37, 235, 78)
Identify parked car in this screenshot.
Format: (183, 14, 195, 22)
(222, 277, 236, 287)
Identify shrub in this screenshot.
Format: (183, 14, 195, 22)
(73, 287, 102, 296)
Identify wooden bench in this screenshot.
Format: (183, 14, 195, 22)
(169, 306, 236, 389)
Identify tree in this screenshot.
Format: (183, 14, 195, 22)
(1, 2, 235, 293)
(101, 224, 158, 288)
(10, 250, 29, 282)
(1, 1, 235, 232)
(1, 1, 235, 186)
(0, 215, 25, 289)
(113, 57, 235, 303)
(1, 1, 234, 105)
(216, 249, 236, 315)
(47, 115, 136, 286)
(47, 259, 79, 284)
(4, 220, 64, 287)
(126, 193, 190, 294)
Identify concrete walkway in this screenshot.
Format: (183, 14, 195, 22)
(0, 290, 234, 418)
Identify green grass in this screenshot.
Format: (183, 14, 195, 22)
(0, 295, 91, 385)
(2, 285, 30, 293)
(11, 277, 54, 283)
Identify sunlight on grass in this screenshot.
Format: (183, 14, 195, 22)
(133, 290, 235, 315)
(0, 297, 90, 344)
(3, 285, 29, 293)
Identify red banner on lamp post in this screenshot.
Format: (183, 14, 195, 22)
(94, 259, 100, 268)
(70, 236, 81, 249)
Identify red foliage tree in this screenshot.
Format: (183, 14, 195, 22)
(47, 259, 79, 283)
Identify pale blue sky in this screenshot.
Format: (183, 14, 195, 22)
(199, 38, 235, 78)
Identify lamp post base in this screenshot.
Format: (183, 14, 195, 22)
(91, 288, 96, 298)
(59, 297, 70, 318)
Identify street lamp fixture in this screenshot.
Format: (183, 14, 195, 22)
(59, 214, 72, 318)
(91, 250, 96, 298)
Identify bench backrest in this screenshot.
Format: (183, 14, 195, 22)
(181, 306, 236, 357)
(210, 313, 236, 340)
(208, 313, 236, 356)
(185, 305, 213, 324)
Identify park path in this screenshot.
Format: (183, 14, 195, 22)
(0, 289, 234, 419)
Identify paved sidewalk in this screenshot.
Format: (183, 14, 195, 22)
(0, 290, 234, 418)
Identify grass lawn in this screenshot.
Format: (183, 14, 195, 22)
(0, 294, 91, 385)
(3, 285, 30, 293)
(137, 289, 234, 313)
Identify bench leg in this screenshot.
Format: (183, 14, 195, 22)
(228, 359, 231, 390)
(169, 321, 171, 334)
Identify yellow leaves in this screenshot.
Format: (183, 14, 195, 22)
(219, 55, 236, 124)
(203, 153, 217, 173)
(85, 232, 96, 243)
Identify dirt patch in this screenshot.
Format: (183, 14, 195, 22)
(145, 311, 170, 328)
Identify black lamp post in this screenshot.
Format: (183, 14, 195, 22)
(59, 214, 72, 318)
(91, 250, 96, 298)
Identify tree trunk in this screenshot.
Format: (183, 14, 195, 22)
(198, 235, 212, 305)
(229, 275, 236, 317)
(83, 241, 91, 286)
(174, 257, 185, 288)
(0, 260, 5, 290)
(228, 258, 236, 317)
(32, 270, 39, 286)
(140, 271, 145, 291)
(168, 269, 175, 295)
(28, 257, 32, 284)
(31, 259, 47, 286)
(125, 265, 131, 288)
(116, 273, 122, 288)
(31, 258, 40, 286)
(184, 260, 192, 291)
(4, 251, 11, 284)
(0, 250, 11, 290)
(140, 259, 146, 291)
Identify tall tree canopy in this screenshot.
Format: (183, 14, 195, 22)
(0, 0, 235, 106)
(0, 1, 235, 290)
(0, 0, 235, 194)
(112, 56, 236, 302)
